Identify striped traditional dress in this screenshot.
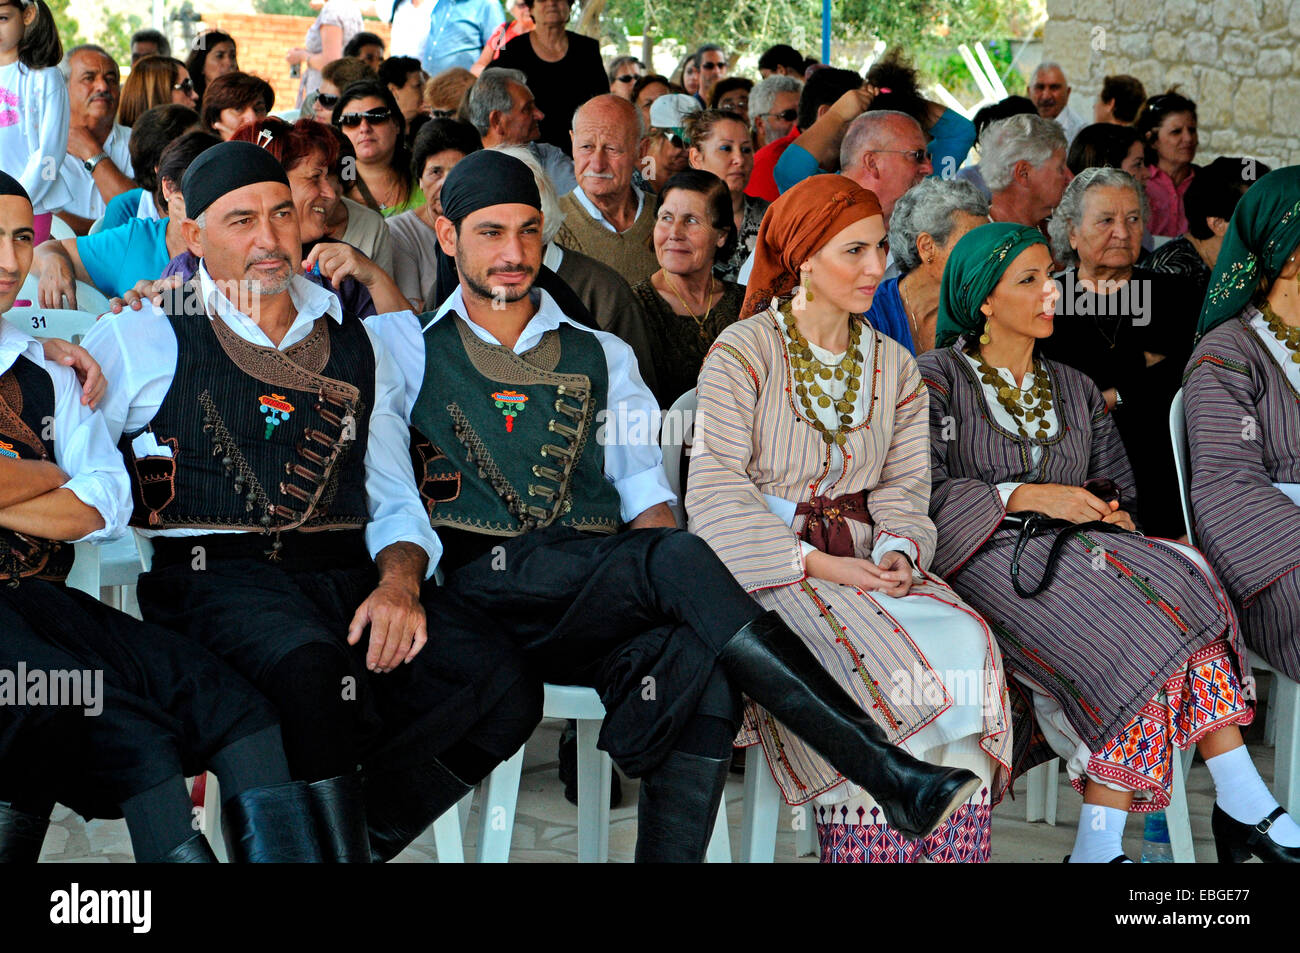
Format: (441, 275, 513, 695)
(919, 345, 1253, 808)
(687, 306, 1013, 860)
(1185, 309, 1300, 682)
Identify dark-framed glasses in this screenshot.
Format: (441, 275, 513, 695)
(173, 77, 195, 94)
(338, 108, 392, 128)
(316, 92, 340, 109)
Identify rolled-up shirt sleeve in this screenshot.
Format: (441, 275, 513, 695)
(594, 329, 675, 521)
(46, 360, 131, 543)
(361, 324, 442, 575)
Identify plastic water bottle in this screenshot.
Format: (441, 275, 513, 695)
(1141, 810, 1174, 862)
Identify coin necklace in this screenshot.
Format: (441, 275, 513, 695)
(1261, 301, 1300, 364)
(974, 351, 1053, 441)
(781, 302, 862, 446)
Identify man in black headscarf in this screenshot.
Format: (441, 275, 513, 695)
(374, 150, 983, 861)
(83, 142, 542, 862)
(0, 168, 327, 864)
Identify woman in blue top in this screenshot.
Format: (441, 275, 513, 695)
(865, 177, 989, 355)
(32, 131, 219, 308)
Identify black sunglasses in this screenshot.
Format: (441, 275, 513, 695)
(614, 73, 638, 84)
(429, 108, 456, 119)
(316, 92, 340, 108)
(701, 61, 727, 71)
(338, 107, 392, 128)
(763, 108, 798, 123)
(173, 77, 194, 94)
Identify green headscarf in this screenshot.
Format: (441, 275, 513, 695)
(1197, 165, 1300, 338)
(935, 222, 1048, 349)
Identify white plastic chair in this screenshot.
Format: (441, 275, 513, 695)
(87, 216, 105, 236)
(659, 387, 697, 529)
(1171, 388, 1300, 816)
(9, 279, 110, 318)
(48, 216, 76, 241)
(6, 307, 99, 345)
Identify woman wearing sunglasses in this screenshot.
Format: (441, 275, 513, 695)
(918, 222, 1296, 863)
(309, 56, 372, 126)
(117, 55, 198, 126)
(332, 79, 423, 217)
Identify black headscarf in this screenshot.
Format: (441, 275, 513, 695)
(181, 141, 291, 221)
(0, 170, 31, 205)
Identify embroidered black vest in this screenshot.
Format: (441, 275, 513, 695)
(118, 288, 375, 552)
(0, 355, 75, 582)
(409, 313, 621, 554)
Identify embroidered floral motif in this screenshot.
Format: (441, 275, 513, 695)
(258, 393, 294, 440)
(492, 390, 527, 432)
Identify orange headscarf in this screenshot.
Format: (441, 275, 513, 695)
(740, 174, 884, 319)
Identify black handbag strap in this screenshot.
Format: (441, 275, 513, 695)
(1009, 513, 1129, 598)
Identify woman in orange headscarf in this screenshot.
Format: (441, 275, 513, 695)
(687, 175, 1013, 863)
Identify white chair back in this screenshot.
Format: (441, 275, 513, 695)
(659, 387, 697, 529)
(9, 276, 110, 316)
(48, 216, 76, 241)
(14, 273, 38, 307)
(5, 307, 99, 345)
(87, 216, 105, 235)
(1169, 388, 1197, 546)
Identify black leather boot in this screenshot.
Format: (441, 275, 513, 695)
(0, 803, 49, 863)
(719, 611, 980, 840)
(364, 760, 470, 863)
(162, 832, 219, 862)
(634, 751, 731, 863)
(222, 781, 324, 862)
(306, 774, 370, 863)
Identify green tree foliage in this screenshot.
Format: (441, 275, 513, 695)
(44, 0, 84, 51)
(100, 10, 145, 66)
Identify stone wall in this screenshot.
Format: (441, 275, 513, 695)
(1042, 0, 1299, 167)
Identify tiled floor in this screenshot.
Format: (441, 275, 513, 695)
(38, 717, 1281, 863)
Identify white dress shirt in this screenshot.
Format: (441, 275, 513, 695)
(570, 184, 645, 234)
(365, 285, 676, 523)
(81, 263, 441, 574)
(1052, 106, 1088, 148)
(58, 123, 133, 220)
(0, 317, 129, 543)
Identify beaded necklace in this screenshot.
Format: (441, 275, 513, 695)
(973, 350, 1054, 441)
(780, 302, 862, 446)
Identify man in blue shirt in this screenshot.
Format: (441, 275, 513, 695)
(421, 0, 505, 75)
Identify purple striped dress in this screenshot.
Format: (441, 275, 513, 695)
(1185, 313, 1300, 681)
(918, 345, 1250, 773)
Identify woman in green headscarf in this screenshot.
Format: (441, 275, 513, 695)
(1185, 165, 1300, 712)
(919, 222, 1294, 863)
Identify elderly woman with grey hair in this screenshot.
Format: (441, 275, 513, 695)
(1039, 166, 1204, 537)
(864, 178, 989, 354)
(981, 113, 1073, 229)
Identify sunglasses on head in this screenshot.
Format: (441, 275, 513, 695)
(338, 108, 392, 127)
(173, 77, 194, 94)
(316, 92, 340, 108)
(764, 108, 798, 122)
(429, 108, 456, 119)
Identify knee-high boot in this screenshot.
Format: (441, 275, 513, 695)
(364, 760, 470, 863)
(0, 803, 49, 863)
(634, 750, 731, 863)
(222, 781, 324, 862)
(306, 774, 371, 862)
(162, 833, 219, 862)
(719, 611, 979, 840)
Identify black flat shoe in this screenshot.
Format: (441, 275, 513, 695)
(1212, 804, 1300, 863)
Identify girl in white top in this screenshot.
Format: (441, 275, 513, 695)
(0, 0, 69, 243)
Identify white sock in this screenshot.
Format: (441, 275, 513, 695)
(1069, 804, 1129, 862)
(1206, 745, 1300, 847)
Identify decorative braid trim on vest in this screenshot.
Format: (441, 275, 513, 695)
(0, 366, 71, 581)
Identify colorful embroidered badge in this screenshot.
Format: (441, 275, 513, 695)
(0, 439, 16, 459)
(258, 393, 295, 439)
(492, 390, 527, 432)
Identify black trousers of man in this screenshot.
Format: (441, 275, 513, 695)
(136, 530, 543, 816)
(436, 526, 763, 777)
(0, 576, 280, 827)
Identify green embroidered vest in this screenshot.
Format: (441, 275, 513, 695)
(410, 312, 622, 539)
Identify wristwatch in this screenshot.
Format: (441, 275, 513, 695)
(83, 152, 109, 173)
